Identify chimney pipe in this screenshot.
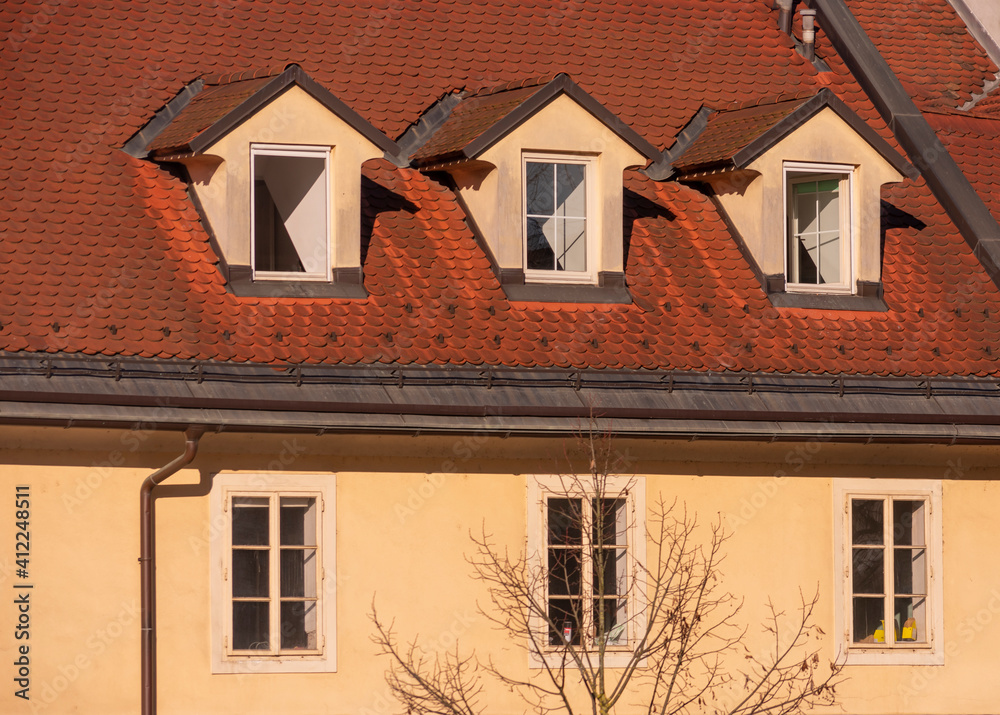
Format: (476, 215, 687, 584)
(777, 0, 793, 35)
(800, 9, 817, 61)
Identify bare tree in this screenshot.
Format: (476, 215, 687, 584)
(371, 429, 843, 715)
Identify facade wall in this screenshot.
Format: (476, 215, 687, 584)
(1, 427, 998, 714)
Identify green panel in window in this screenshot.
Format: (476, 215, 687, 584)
(817, 179, 839, 193)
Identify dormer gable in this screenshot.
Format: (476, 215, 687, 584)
(409, 74, 661, 303)
(671, 89, 919, 310)
(139, 64, 399, 298)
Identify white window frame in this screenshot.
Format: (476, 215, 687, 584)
(522, 153, 599, 285)
(526, 474, 645, 669)
(783, 161, 855, 295)
(250, 143, 332, 282)
(833, 478, 943, 665)
(210, 473, 337, 674)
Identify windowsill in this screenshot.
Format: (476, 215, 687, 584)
(840, 648, 944, 666)
(766, 278, 886, 311)
(501, 270, 631, 304)
(768, 292, 887, 311)
(530, 648, 640, 670)
(228, 265, 368, 298)
(214, 654, 336, 674)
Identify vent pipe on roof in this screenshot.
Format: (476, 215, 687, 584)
(800, 9, 817, 61)
(776, 0, 794, 35)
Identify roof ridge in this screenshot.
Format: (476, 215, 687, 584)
(707, 88, 818, 113)
(202, 64, 292, 87)
(466, 74, 564, 98)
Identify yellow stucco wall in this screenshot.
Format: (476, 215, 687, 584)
(2, 428, 998, 714)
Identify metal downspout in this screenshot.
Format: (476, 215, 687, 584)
(140, 427, 206, 715)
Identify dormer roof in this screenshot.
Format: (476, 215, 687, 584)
(145, 64, 399, 158)
(411, 73, 661, 168)
(671, 88, 918, 179)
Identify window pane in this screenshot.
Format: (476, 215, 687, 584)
(548, 548, 582, 596)
(527, 217, 555, 270)
(852, 547, 884, 595)
(526, 162, 554, 215)
(894, 547, 926, 595)
(253, 153, 327, 275)
(280, 601, 318, 650)
(280, 497, 317, 546)
(852, 499, 884, 545)
(548, 499, 583, 544)
(794, 191, 818, 235)
(852, 597, 885, 643)
(281, 548, 318, 598)
(548, 599, 582, 646)
(592, 498, 627, 546)
(817, 191, 839, 232)
(593, 598, 627, 644)
(556, 163, 586, 217)
(232, 497, 269, 546)
(233, 602, 269, 650)
(793, 235, 818, 284)
(558, 218, 587, 272)
(593, 547, 626, 596)
(893, 500, 925, 546)
(254, 179, 304, 273)
(894, 597, 926, 643)
(232, 549, 269, 598)
(817, 230, 840, 284)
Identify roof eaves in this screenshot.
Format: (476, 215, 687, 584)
(462, 73, 662, 162)
(187, 64, 399, 156)
(731, 89, 918, 179)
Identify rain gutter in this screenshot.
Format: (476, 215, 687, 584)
(140, 427, 206, 715)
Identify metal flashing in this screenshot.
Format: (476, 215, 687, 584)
(811, 0, 1000, 287)
(122, 78, 204, 158)
(4, 354, 1000, 437)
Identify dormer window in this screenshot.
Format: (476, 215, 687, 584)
(408, 74, 661, 303)
(669, 89, 918, 310)
(524, 155, 594, 283)
(785, 163, 853, 292)
(136, 64, 399, 298)
(251, 144, 331, 280)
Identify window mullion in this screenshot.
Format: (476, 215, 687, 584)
(884, 497, 895, 647)
(269, 492, 281, 654)
(582, 494, 593, 643)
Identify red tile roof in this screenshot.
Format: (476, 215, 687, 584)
(148, 76, 275, 155)
(672, 96, 812, 174)
(412, 83, 546, 166)
(2, 0, 1000, 378)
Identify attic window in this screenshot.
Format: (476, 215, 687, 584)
(784, 162, 854, 293)
(251, 144, 331, 281)
(523, 154, 596, 284)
